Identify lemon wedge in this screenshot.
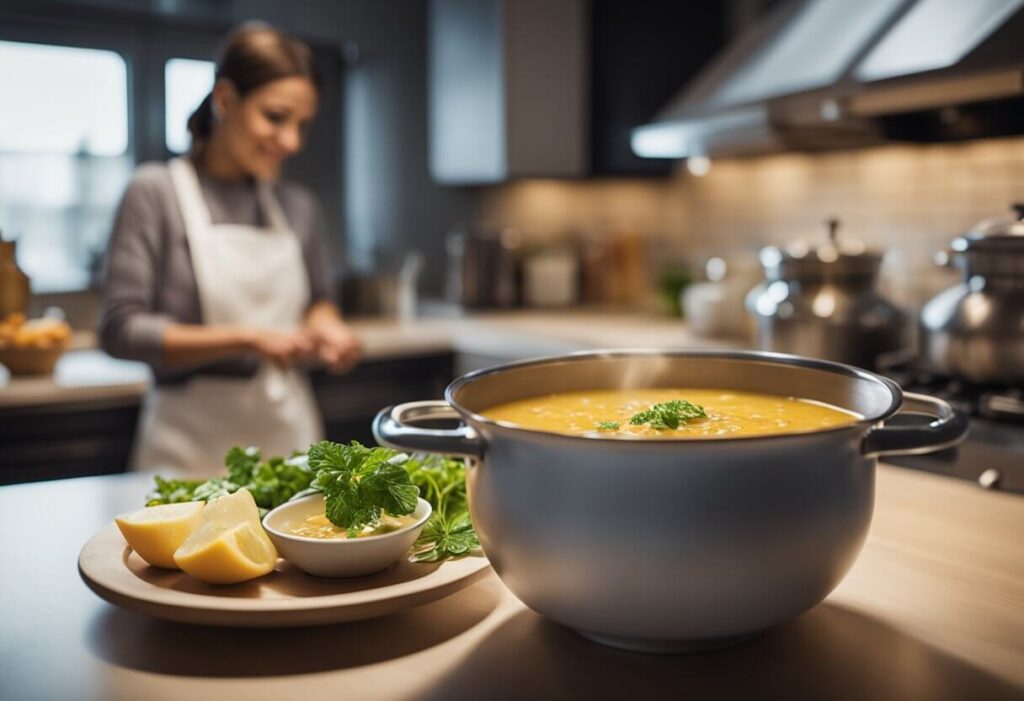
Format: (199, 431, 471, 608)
(114, 502, 205, 569)
(173, 488, 278, 584)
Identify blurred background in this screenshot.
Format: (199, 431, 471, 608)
(4, 0, 1021, 318)
(2, 0, 1024, 489)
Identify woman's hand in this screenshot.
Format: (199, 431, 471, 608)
(308, 320, 361, 373)
(160, 324, 314, 369)
(305, 302, 361, 373)
(247, 327, 317, 369)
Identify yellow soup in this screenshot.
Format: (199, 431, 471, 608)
(482, 389, 858, 439)
(287, 513, 418, 539)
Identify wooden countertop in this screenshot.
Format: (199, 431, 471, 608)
(1, 465, 1021, 700)
(0, 311, 737, 408)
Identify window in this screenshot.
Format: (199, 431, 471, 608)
(0, 26, 341, 296)
(0, 40, 128, 155)
(165, 57, 216, 154)
(0, 40, 131, 292)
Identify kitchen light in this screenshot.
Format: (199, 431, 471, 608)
(630, 123, 688, 158)
(686, 156, 712, 177)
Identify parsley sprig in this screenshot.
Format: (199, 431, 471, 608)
(145, 446, 313, 513)
(146, 441, 480, 562)
(629, 399, 707, 430)
(307, 441, 420, 538)
(403, 454, 481, 562)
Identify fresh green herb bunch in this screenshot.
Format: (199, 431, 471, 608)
(226, 447, 315, 510)
(145, 447, 312, 512)
(630, 399, 707, 430)
(306, 441, 420, 538)
(145, 440, 480, 562)
(146, 476, 205, 506)
(401, 454, 480, 562)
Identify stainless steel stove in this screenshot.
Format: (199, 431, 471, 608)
(881, 363, 1024, 494)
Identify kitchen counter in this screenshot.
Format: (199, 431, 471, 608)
(0, 310, 740, 408)
(1, 465, 1021, 700)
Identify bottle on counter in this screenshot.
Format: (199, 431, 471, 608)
(580, 227, 651, 307)
(0, 229, 31, 318)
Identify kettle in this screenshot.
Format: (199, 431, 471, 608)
(920, 204, 1024, 384)
(746, 219, 907, 369)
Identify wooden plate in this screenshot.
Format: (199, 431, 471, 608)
(78, 525, 491, 627)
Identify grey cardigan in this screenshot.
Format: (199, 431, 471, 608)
(98, 161, 335, 385)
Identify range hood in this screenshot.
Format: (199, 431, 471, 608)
(632, 0, 1024, 159)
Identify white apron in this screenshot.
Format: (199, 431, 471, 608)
(132, 157, 323, 474)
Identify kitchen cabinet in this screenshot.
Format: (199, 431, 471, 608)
(589, 0, 727, 175)
(427, 0, 728, 181)
(428, 0, 588, 183)
(0, 397, 140, 486)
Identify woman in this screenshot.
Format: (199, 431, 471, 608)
(100, 24, 360, 473)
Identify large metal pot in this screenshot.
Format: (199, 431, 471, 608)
(921, 204, 1024, 383)
(747, 219, 907, 370)
(374, 350, 965, 653)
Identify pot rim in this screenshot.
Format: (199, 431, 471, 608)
(444, 348, 904, 444)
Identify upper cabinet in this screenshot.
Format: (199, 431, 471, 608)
(589, 1, 727, 175)
(428, 0, 588, 184)
(428, 0, 727, 183)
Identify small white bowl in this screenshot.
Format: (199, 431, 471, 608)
(262, 494, 432, 578)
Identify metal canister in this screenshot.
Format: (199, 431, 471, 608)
(746, 219, 907, 370)
(921, 204, 1024, 383)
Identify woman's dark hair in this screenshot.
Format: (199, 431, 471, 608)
(187, 23, 320, 149)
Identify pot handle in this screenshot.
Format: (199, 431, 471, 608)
(373, 401, 483, 458)
(861, 392, 969, 458)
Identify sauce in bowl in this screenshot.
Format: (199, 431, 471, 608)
(288, 512, 419, 539)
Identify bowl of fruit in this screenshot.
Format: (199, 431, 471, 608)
(0, 312, 72, 375)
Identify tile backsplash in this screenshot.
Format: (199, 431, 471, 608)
(478, 135, 1024, 311)
(681, 136, 1024, 252)
(679, 135, 1024, 309)
(475, 177, 685, 244)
